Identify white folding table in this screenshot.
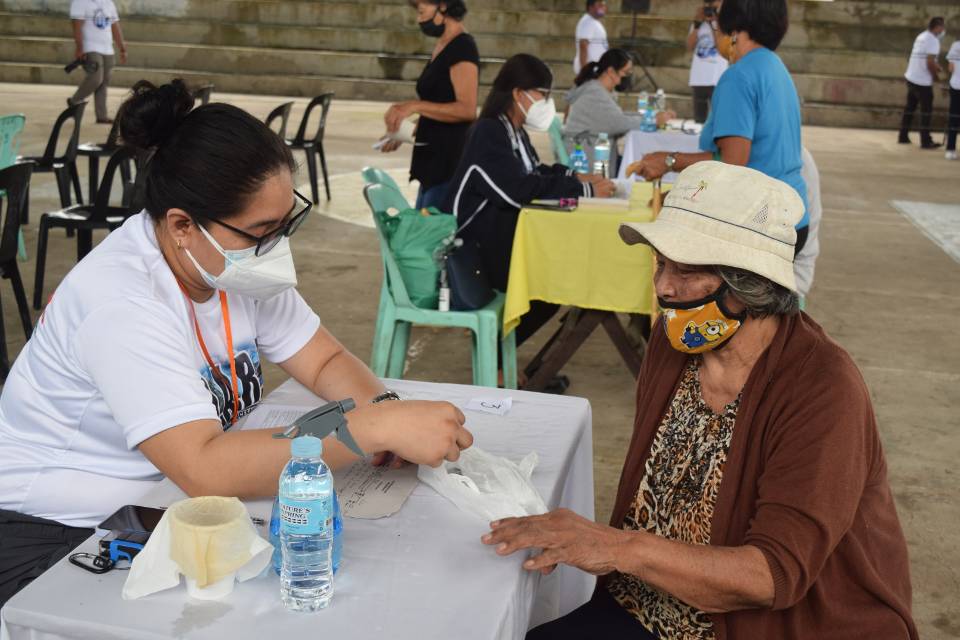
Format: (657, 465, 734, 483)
(0, 378, 595, 640)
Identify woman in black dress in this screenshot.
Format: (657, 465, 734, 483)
(382, 0, 479, 209)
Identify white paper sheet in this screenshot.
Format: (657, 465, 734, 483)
(466, 397, 513, 416)
(333, 461, 419, 519)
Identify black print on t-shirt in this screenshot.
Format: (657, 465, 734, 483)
(199, 344, 263, 428)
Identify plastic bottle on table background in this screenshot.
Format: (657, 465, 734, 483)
(637, 90, 649, 113)
(279, 435, 334, 612)
(593, 133, 611, 178)
(271, 490, 342, 576)
(570, 144, 589, 175)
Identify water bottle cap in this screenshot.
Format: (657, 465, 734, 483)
(291, 435, 323, 458)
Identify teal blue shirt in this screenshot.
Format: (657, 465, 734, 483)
(700, 47, 809, 228)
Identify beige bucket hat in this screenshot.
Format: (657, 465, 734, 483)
(619, 161, 804, 291)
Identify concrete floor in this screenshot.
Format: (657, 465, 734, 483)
(2, 83, 958, 638)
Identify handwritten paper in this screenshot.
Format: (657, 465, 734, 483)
(333, 461, 418, 519)
(466, 397, 513, 416)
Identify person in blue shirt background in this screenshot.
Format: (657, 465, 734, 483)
(627, 0, 810, 253)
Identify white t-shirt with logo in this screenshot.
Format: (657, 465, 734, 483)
(948, 41, 960, 90)
(0, 213, 320, 528)
(573, 13, 609, 74)
(904, 30, 941, 86)
(70, 0, 119, 56)
(688, 22, 729, 87)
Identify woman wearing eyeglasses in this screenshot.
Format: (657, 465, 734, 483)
(0, 80, 472, 607)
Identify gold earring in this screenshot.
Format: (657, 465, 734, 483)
(177, 239, 182, 250)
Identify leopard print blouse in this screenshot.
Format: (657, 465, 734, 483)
(607, 359, 740, 640)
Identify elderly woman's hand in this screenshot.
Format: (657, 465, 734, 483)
(626, 152, 670, 181)
(481, 508, 630, 575)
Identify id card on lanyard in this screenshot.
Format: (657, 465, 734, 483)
(177, 281, 239, 427)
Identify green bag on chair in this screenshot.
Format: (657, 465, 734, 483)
(378, 207, 456, 309)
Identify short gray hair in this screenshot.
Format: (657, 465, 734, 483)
(714, 266, 800, 318)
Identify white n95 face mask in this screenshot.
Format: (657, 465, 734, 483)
(185, 223, 298, 301)
(519, 91, 557, 132)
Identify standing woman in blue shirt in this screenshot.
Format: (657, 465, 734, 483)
(381, 0, 479, 209)
(627, 0, 810, 252)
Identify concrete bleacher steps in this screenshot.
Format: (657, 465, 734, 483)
(1, 0, 958, 129)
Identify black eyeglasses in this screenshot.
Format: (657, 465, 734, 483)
(191, 189, 313, 257)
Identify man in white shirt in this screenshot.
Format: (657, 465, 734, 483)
(686, 0, 728, 123)
(899, 16, 946, 149)
(67, 0, 127, 123)
(573, 0, 609, 75)
(946, 39, 960, 159)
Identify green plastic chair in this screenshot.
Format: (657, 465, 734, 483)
(363, 183, 517, 389)
(0, 114, 27, 262)
(361, 166, 411, 207)
(547, 115, 571, 168)
(0, 114, 25, 170)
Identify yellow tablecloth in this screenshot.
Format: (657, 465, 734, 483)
(504, 182, 661, 335)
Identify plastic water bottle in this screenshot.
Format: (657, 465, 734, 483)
(655, 88, 667, 112)
(637, 90, 649, 113)
(271, 491, 342, 576)
(570, 144, 589, 175)
(279, 436, 334, 612)
(331, 491, 343, 574)
(593, 133, 611, 178)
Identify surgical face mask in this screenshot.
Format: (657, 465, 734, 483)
(517, 91, 556, 132)
(419, 8, 446, 38)
(593, 6, 606, 18)
(615, 72, 634, 92)
(936, 30, 946, 41)
(658, 284, 747, 354)
(185, 223, 298, 301)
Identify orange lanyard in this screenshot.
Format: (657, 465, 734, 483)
(177, 281, 239, 426)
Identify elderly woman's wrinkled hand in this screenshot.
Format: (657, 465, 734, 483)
(481, 508, 630, 576)
(626, 152, 670, 181)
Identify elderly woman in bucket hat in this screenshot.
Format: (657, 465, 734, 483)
(482, 162, 917, 640)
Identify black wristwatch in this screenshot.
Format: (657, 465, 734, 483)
(372, 391, 401, 404)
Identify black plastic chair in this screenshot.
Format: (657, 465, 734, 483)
(287, 93, 334, 202)
(265, 101, 294, 141)
(77, 117, 133, 204)
(0, 162, 34, 378)
(191, 84, 214, 107)
(33, 147, 137, 310)
(20, 102, 87, 222)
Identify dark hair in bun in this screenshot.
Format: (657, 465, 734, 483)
(407, 0, 467, 20)
(118, 79, 296, 223)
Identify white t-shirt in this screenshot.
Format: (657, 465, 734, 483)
(0, 213, 320, 528)
(70, 0, 119, 56)
(904, 30, 941, 86)
(948, 41, 960, 90)
(573, 13, 609, 74)
(688, 22, 729, 87)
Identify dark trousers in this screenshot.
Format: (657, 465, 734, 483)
(527, 589, 658, 639)
(899, 80, 935, 145)
(0, 509, 92, 608)
(691, 85, 715, 124)
(947, 88, 960, 152)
